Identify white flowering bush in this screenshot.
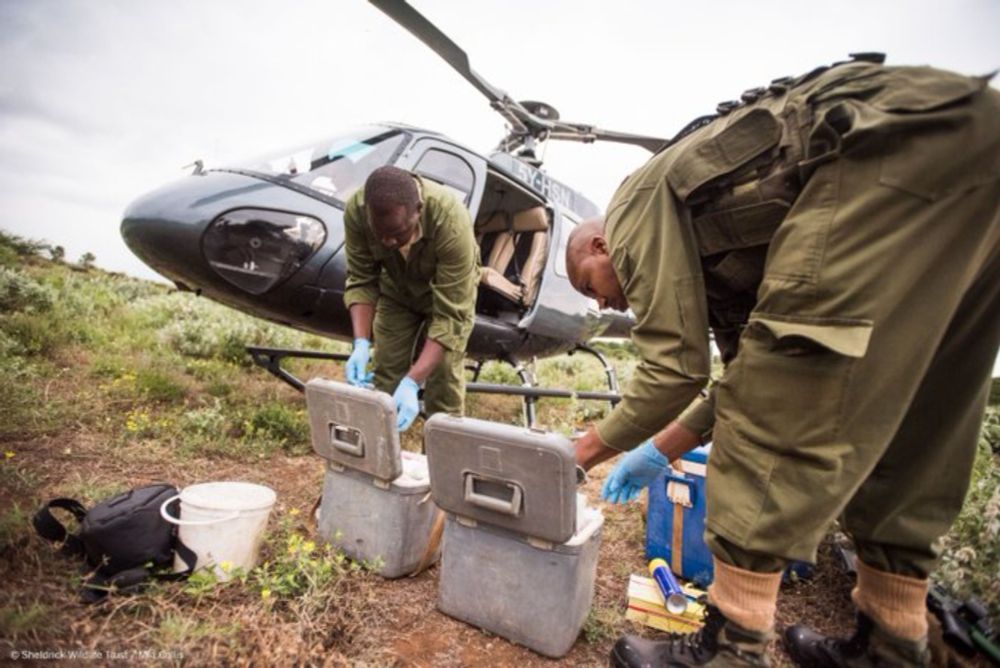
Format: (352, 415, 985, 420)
(938, 403, 1000, 617)
(0, 267, 55, 313)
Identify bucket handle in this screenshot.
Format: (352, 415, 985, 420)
(159, 495, 241, 526)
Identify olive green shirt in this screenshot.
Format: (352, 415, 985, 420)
(342, 176, 479, 352)
(597, 148, 713, 451)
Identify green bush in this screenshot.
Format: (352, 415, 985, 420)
(180, 402, 230, 436)
(0, 267, 55, 313)
(135, 368, 186, 403)
(937, 405, 1000, 618)
(242, 402, 309, 455)
(0, 231, 48, 258)
(1, 313, 75, 357)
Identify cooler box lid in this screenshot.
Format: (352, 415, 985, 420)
(678, 443, 711, 475)
(424, 414, 576, 544)
(305, 378, 401, 482)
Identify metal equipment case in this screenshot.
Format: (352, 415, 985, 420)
(305, 379, 438, 578)
(425, 414, 604, 658)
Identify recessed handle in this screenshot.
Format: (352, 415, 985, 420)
(329, 423, 364, 457)
(463, 474, 523, 516)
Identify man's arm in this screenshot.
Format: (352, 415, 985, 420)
(576, 409, 705, 471)
(421, 200, 478, 368)
(595, 179, 712, 451)
(342, 195, 382, 312)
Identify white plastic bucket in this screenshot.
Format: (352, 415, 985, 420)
(160, 481, 276, 581)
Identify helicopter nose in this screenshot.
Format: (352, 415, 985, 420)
(121, 177, 212, 288)
(122, 171, 341, 295)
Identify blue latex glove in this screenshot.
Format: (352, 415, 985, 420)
(393, 376, 421, 432)
(345, 338, 374, 387)
(601, 438, 669, 504)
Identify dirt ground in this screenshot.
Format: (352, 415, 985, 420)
(0, 409, 870, 667)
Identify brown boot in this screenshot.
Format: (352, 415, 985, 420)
(610, 604, 772, 667)
(784, 612, 930, 667)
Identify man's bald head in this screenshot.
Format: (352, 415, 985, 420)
(565, 217, 629, 311)
(566, 218, 606, 271)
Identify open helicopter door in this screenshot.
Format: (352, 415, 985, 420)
(517, 204, 604, 343)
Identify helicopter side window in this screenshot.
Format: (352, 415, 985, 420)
(554, 214, 578, 278)
(414, 149, 475, 205)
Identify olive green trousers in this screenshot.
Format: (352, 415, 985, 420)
(706, 84, 1000, 578)
(372, 296, 469, 418)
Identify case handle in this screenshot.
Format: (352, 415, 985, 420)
(664, 473, 697, 506)
(463, 474, 523, 516)
(328, 423, 364, 457)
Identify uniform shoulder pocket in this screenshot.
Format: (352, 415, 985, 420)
(667, 109, 781, 201)
(870, 67, 987, 113)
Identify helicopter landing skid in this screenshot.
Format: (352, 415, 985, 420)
(246, 345, 622, 428)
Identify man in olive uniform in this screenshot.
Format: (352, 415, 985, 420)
(343, 165, 479, 431)
(568, 55, 1000, 667)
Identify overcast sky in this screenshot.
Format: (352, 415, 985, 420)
(1, 0, 998, 366)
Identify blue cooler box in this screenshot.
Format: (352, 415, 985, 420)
(646, 443, 815, 586)
(646, 444, 714, 587)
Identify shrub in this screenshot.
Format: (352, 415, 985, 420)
(180, 402, 229, 437)
(937, 405, 1000, 618)
(135, 368, 186, 403)
(0, 267, 55, 313)
(0, 231, 48, 258)
(242, 402, 309, 455)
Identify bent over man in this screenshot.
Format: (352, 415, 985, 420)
(567, 55, 1000, 667)
(343, 166, 479, 431)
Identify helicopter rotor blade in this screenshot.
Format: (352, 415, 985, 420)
(368, 0, 510, 108)
(548, 124, 667, 153)
(370, 0, 669, 153)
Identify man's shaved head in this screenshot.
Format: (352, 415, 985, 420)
(363, 166, 422, 249)
(565, 217, 629, 311)
(567, 218, 606, 273)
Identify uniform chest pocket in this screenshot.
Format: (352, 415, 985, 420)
(716, 314, 872, 449)
(409, 246, 436, 281)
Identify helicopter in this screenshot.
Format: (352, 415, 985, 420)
(120, 0, 673, 424)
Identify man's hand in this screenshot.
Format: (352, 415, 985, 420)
(345, 337, 374, 387)
(601, 438, 669, 504)
(393, 376, 420, 431)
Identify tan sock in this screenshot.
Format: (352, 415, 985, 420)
(707, 557, 782, 633)
(852, 559, 929, 641)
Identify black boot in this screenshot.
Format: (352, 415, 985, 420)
(610, 604, 771, 667)
(784, 613, 930, 667)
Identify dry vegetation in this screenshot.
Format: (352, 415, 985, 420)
(1, 231, 997, 666)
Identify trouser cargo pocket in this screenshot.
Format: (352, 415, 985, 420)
(708, 314, 872, 554)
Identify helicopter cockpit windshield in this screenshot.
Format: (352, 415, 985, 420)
(232, 126, 408, 204)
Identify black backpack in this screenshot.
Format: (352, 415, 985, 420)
(33, 483, 197, 602)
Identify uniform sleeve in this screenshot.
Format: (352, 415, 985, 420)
(596, 179, 711, 451)
(342, 194, 382, 308)
(677, 391, 716, 439)
(425, 201, 479, 351)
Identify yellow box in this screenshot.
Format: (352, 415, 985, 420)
(625, 574, 705, 634)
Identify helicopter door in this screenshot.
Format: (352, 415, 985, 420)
(518, 206, 603, 342)
(394, 139, 487, 218)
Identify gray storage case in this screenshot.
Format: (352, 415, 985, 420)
(306, 379, 439, 578)
(425, 414, 604, 658)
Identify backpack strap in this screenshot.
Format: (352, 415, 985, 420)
(32, 498, 87, 558)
